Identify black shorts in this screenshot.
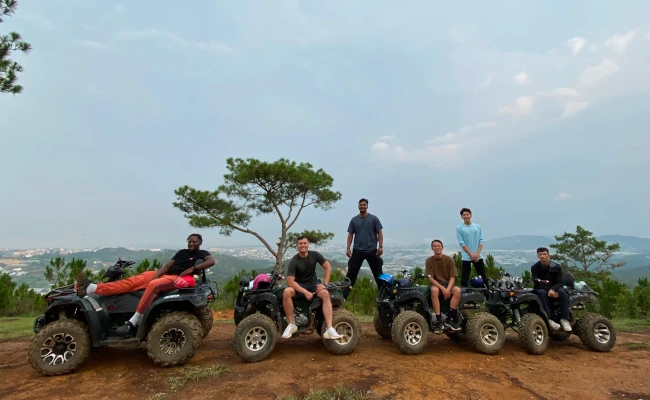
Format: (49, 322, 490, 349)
(295, 280, 322, 298)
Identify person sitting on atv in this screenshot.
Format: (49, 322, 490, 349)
(281, 235, 343, 340)
(425, 239, 462, 333)
(75, 233, 215, 336)
(530, 247, 571, 332)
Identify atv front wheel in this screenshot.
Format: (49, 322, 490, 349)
(146, 311, 203, 367)
(391, 310, 428, 355)
(322, 309, 361, 355)
(575, 313, 616, 352)
(233, 313, 277, 363)
(373, 310, 391, 340)
(465, 312, 505, 355)
(29, 319, 91, 376)
(518, 313, 548, 355)
(196, 306, 214, 338)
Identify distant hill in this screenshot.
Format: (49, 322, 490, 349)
(599, 235, 650, 253)
(484, 234, 650, 253)
(484, 235, 554, 250)
(613, 265, 650, 286)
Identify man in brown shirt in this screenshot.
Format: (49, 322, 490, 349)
(424, 239, 461, 333)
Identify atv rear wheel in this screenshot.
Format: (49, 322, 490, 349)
(196, 306, 214, 338)
(465, 312, 505, 355)
(146, 311, 203, 367)
(575, 313, 616, 352)
(29, 319, 91, 376)
(373, 310, 391, 340)
(322, 309, 361, 355)
(518, 313, 548, 355)
(233, 313, 277, 363)
(391, 310, 428, 355)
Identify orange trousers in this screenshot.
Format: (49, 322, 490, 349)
(95, 271, 179, 313)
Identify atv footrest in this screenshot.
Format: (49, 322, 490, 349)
(99, 337, 141, 346)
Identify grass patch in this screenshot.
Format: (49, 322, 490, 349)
(276, 385, 369, 400)
(612, 318, 650, 333)
(167, 363, 231, 391)
(0, 316, 35, 340)
(144, 394, 166, 400)
(624, 342, 650, 351)
(356, 315, 373, 323)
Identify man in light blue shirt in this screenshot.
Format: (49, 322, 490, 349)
(456, 207, 487, 288)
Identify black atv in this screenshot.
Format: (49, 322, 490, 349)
(232, 270, 361, 363)
(484, 272, 616, 355)
(29, 258, 218, 376)
(373, 269, 506, 356)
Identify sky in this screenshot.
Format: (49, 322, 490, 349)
(1, 0, 649, 250)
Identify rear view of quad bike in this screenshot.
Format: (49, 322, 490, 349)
(374, 269, 506, 356)
(232, 271, 361, 363)
(484, 272, 616, 355)
(29, 258, 218, 376)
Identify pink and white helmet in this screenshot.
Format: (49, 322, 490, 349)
(252, 273, 272, 290)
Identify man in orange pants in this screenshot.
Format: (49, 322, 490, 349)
(76, 233, 215, 336)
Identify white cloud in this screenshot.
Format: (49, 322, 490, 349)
(114, 4, 126, 12)
(497, 96, 535, 118)
(371, 121, 497, 167)
(542, 87, 581, 98)
(458, 121, 497, 133)
(576, 59, 619, 88)
(604, 31, 636, 53)
(79, 40, 107, 49)
(477, 74, 492, 90)
(378, 135, 395, 141)
(562, 102, 588, 118)
(567, 37, 587, 56)
(513, 72, 530, 85)
(192, 40, 234, 54)
(115, 29, 233, 54)
(554, 193, 571, 202)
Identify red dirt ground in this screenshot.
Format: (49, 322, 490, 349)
(2, 310, 649, 400)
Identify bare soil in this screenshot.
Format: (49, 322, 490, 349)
(2, 310, 649, 400)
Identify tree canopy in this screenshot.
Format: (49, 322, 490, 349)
(550, 225, 625, 274)
(1, 0, 32, 94)
(173, 157, 342, 272)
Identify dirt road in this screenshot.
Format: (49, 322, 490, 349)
(2, 310, 649, 400)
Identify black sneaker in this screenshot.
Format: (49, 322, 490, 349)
(447, 318, 462, 331)
(75, 273, 91, 297)
(116, 321, 134, 336)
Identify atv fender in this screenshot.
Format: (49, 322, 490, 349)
(568, 293, 593, 309)
(510, 292, 547, 319)
(394, 291, 431, 312)
(41, 295, 107, 347)
(137, 290, 210, 341)
(235, 292, 282, 327)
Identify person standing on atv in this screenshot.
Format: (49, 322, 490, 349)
(456, 207, 488, 288)
(344, 198, 384, 299)
(281, 236, 343, 340)
(425, 239, 462, 333)
(530, 247, 571, 332)
(76, 233, 215, 336)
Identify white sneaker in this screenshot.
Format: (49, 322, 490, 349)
(282, 323, 297, 338)
(549, 320, 561, 331)
(560, 319, 572, 332)
(323, 327, 343, 340)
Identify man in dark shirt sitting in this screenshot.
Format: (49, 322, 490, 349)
(530, 247, 571, 332)
(281, 235, 343, 340)
(76, 233, 215, 336)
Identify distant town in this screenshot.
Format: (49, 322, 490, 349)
(2, 234, 649, 293)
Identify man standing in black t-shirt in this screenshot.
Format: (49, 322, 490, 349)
(281, 235, 343, 340)
(76, 233, 215, 336)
